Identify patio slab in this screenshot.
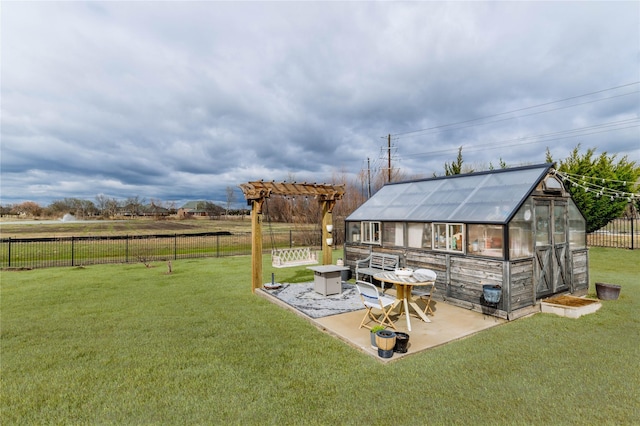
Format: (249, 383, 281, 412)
(257, 286, 507, 362)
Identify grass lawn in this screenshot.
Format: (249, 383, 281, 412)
(2, 247, 639, 424)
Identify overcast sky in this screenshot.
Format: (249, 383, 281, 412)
(2, 1, 639, 209)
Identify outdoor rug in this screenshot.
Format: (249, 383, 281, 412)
(264, 282, 364, 319)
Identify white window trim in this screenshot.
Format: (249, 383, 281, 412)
(361, 221, 381, 245)
(432, 223, 465, 253)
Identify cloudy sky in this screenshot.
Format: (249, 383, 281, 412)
(2, 1, 639, 209)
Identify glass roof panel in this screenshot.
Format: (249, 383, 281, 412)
(346, 164, 551, 224)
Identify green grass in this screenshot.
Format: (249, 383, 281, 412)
(2, 248, 639, 424)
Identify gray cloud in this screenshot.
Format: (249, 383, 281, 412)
(2, 1, 638, 208)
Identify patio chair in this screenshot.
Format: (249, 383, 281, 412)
(355, 280, 397, 330)
(412, 269, 437, 316)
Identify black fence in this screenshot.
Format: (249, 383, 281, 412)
(2, 218, 635, 270)
(0, 229, 345, 270)
(587, 217, 639, 250)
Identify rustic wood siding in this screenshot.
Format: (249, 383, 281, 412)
(406, 250, 448, 293)
(571, 249, 589, 292)
(344, 245, 370, 270)
(345, 243, 588, 320)
(449, 257, 503, 306)
(509, 259, 534, 310)
(344, 245, 401, 275)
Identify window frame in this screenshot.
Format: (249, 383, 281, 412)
(432, 222, 465, 253)
(361, 221, 381, 245)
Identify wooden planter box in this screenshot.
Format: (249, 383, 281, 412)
(540, 295, 601, 319)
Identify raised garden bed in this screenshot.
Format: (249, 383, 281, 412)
(540, 295, 602, 319)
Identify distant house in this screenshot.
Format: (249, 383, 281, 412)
(178, 201, 208, 217)
(178, 201, 217, 218)
(141, 204, 171, 217)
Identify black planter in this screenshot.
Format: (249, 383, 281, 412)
(394, 332, 410, 353)
(377, 348, 394, 358)
(596, 282, 621, 300)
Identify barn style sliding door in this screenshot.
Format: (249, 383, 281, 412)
(533, 199, 569, 298)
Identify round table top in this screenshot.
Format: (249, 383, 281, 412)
(374, 271, 436, 286)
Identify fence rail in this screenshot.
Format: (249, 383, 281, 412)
(587, 217, 639, 250)
(0, 230, 342, 270)
(1, 218, 635, 270)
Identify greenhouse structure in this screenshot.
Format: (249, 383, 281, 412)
(344, 163, 589, 320)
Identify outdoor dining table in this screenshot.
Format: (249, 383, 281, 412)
(374, 270, 436, 332)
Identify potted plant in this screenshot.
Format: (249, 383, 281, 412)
(370, 325, 385, 349)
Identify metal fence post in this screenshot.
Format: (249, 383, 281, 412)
(7, 237, 11, 268)
(71, 236, 75, 267)
(631, 217, 635, 250)
(174, 234, 177, 260)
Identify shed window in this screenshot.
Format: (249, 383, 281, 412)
(509, 200, 534, 259)
(362, 221, 381, 244)
(535, 204, 550, 245)
(433, 223, 464, 252)
(554, 203, 567, 244)
(468, 224, 503, 258)
(383, 222, 404, 246)
(347, 221, 361, 243)
(408, 222, 431, 249)
(568, 201, 586, 249)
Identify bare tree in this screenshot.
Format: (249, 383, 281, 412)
(225, 186, 236, 219)
(123, 196, 145, 217)
(105, 198, 119, 218)
(95, 194, 110, 217)
(12, 201, 43, 217)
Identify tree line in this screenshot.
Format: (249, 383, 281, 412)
(0, 196, 244, 219)
(3, 145, 638, 233)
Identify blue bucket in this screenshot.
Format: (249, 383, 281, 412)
(483, 285, 502, 304)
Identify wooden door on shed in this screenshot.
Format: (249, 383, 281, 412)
(533, 200, 569, 298)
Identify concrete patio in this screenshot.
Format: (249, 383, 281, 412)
(257, 285, 508, 363)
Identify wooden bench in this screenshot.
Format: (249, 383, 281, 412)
(355, 252, 400, 289)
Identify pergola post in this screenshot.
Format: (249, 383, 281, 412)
(321, 200, 334, 265)
(250, 199, 264, 293)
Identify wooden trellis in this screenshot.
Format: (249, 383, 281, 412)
(239, 181, 345, 292)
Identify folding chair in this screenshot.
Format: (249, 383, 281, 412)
(412, 269, 437, 316)
(355, 280, 397, 330)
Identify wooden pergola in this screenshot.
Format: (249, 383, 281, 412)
(239, 181, 345, 292)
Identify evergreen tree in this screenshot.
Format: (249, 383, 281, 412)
(549, 145, 639, 233)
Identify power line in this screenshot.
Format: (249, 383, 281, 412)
(400, 91, 638, 139)
(389, 81, 640, 138)
(401, 118, 640, 159)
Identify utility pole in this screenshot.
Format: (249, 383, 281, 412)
(388, 134, 391, 183)
(367, 157, 371, 198)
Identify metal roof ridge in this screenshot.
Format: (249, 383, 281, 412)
(384, 162, 554, 186)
